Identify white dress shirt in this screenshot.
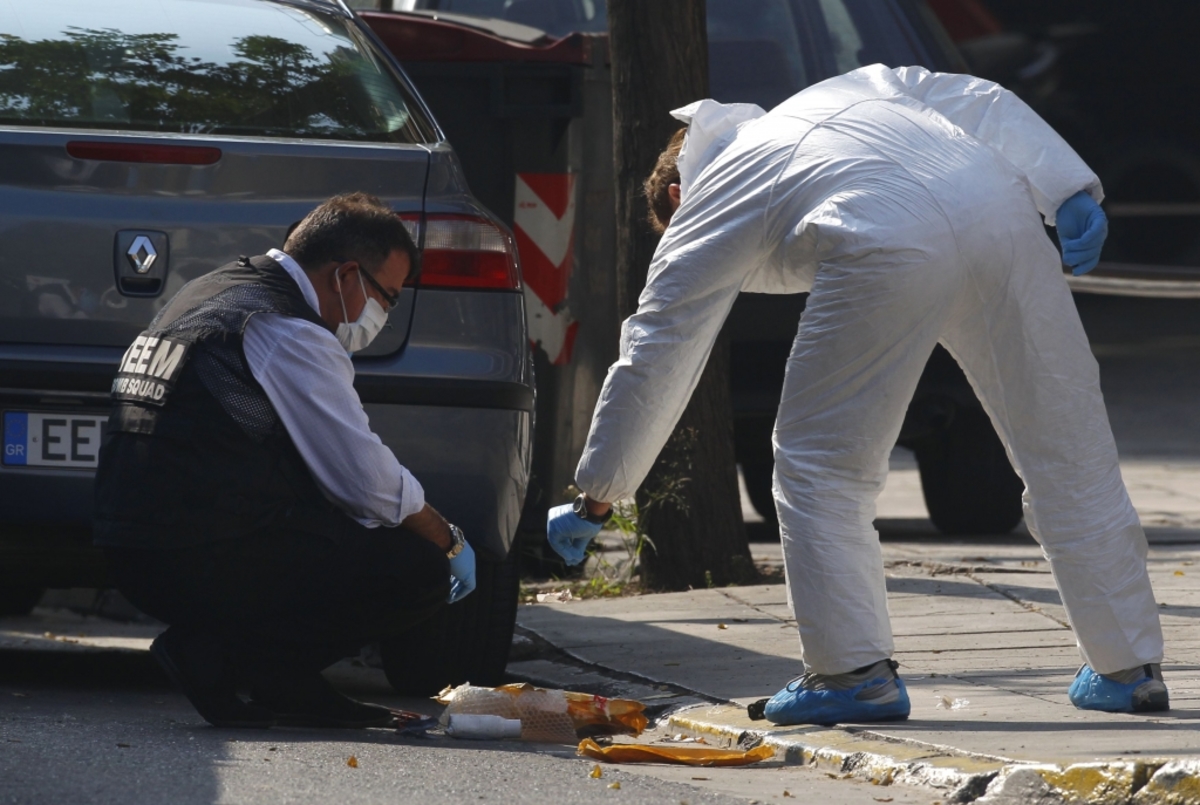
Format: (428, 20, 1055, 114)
(240, 249, 424, 527)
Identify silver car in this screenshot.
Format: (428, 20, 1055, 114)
(0, 0, 532, 693)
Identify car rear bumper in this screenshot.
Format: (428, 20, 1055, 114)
(364, 401, 532, 561)
(0, 283, 533, 584)
(0, 392, 532, 586)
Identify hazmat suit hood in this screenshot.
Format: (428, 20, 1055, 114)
(670, 99, 766, 203)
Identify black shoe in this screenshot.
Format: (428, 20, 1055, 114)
(151, 630, 276, 729)
(251, 672, 396, 729)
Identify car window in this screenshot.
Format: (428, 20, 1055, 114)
(404, 0, 943, 112)
(0, 0, 431, 143)
(809, 0, 936, 74)
(707, 0, 811, 110)
(411, 0, 814, 110)
(819, 0, 868, 73)
(400, 0, 607, 35)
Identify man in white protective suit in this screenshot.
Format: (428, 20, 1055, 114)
(544, 64, 1169, 725)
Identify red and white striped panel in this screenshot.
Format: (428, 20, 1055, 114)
(514, 172, 579, 365)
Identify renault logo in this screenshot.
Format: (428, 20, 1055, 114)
(127, 236, 158, 274)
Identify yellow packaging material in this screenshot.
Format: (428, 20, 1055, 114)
(437, 683, 648, 744)
(577, 738, 774, 766)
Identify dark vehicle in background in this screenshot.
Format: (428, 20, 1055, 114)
(0, 0, 532, 693)
(934, 0, 1200, 290)
(377, 0, 1026, 534)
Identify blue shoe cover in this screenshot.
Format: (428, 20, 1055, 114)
(1068, 664, 1169, 713)
(763, 666, 911, 726)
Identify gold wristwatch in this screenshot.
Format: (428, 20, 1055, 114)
(446, 523, 467, 559)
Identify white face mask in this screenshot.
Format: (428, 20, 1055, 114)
(335, 270, 388, 353)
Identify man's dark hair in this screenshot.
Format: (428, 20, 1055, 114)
(284, 192, 419, 275)
(644, 127, 687, 234)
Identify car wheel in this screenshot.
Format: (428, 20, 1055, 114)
(734, 413, 779, 524)
(380, 546, 520, 696)
(0, 585, 45, 617)
(740, 461, 778, 524)
(914, 406, 1024, 535)
(1100, 141, 1200, 266)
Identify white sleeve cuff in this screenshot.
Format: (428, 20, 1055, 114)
(396, 467, 426, 523)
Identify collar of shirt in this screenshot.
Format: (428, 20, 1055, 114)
(267, 248, 321, 314)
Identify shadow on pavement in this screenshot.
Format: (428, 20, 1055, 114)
(748, 517, 1045, 545)
(885, 574, 1058, 604)
(873, 712, 1200, 733)
(0, 647, 168, 689)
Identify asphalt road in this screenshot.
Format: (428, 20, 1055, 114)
(0, 645, 931, 805)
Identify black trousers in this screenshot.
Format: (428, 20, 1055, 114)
(106, 518, 449, 682)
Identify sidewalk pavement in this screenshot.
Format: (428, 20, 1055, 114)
(514, 533, 1200, 804)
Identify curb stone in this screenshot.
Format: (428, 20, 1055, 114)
(665, 704, 1200, 805)
(979, 761, 1200, 805)
(1136, 761, 1200, 805)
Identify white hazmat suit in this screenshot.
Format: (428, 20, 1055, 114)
(575, 65, 1164, 676)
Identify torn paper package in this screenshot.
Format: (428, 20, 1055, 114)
(438, 682, 648, 744)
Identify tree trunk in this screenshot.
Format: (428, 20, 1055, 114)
(608, 0, 756, 590)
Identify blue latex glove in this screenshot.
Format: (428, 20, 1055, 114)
(546, 503, 602, 566)
(1056, 190, 1108, 275)
(448, 539, 476, 604)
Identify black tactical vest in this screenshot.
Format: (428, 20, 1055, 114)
(94, 256, 344, 548)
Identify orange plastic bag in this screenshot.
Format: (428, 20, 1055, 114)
(577, 738, 774, 766)
(563, 689, 648, 738)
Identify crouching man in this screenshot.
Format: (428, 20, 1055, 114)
(94, 193, 475, 728)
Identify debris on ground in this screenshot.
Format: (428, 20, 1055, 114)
(437, 682, 648, 744)
(935, 696, 970, 710)
(659, 734, 708, 744)
(445, 714, 522, 740)
(536, 589, 575, 603)
(577, 738, 774, 767)
(391, 709, 440, 738)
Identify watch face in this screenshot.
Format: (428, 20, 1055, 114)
(572, 495, 588, 517)
(447, 525, 465, 557)
(573, 495, 606, 524)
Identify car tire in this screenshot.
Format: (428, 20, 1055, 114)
(914, 406, 1025, 535)
(380, 546, 520, 696)
(1099, 141, 1200, 266)
(734, 412, 779, 525)
(740, 461, 778, 524)
(0, 585, 45, 617)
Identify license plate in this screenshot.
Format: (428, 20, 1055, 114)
(3, 412, 108, 469)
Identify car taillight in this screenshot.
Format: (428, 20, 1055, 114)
(402, 214, 520, 290)
(66, 141, 222, 165)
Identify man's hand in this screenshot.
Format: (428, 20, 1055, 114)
(402, 504, 476, 603)
(448, 540, 477, 604)
(547, 505, 600, 565)
(1057, 191, 1108, 276)
(546, 494, 611, 566)
(401, 503, 453, 552)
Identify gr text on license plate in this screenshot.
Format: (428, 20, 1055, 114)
(3, 412, 108, 469)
